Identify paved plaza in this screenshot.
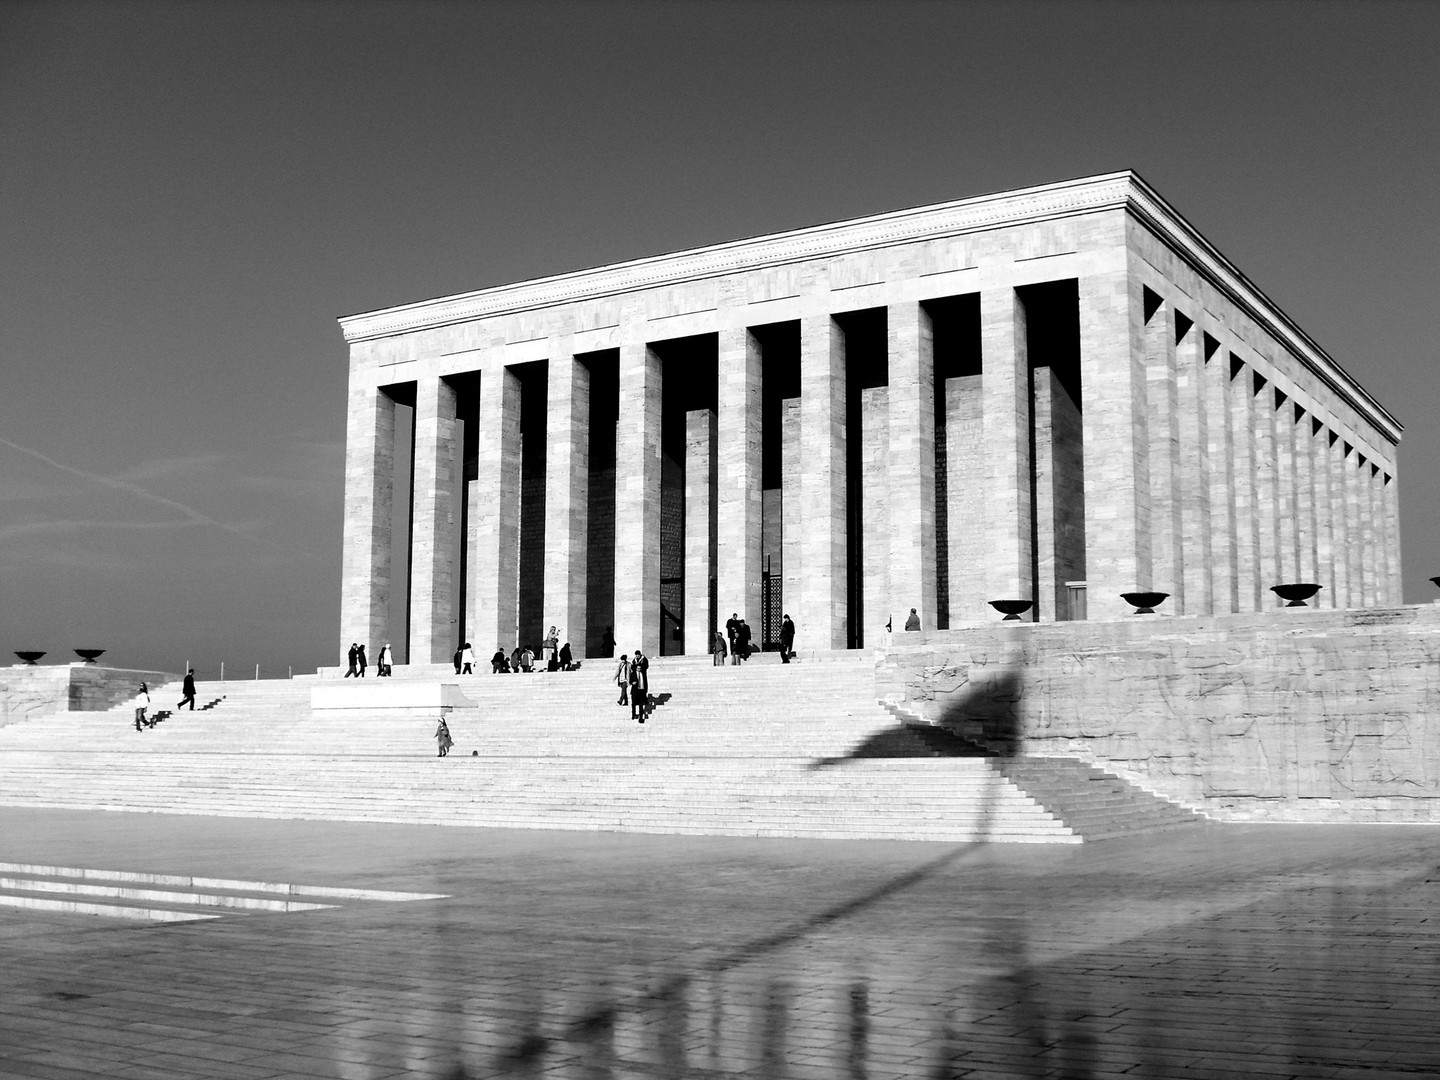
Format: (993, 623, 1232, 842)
(1, 810, 1438, 1079)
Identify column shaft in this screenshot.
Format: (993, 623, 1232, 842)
(862, 386, 890, 642)
(781, 398, 803, 637)
(471, 366, 523, 653)
(1384, 472, 1402, 605)
(716, 327, 763, 630)
(1078, 264, 1150, 619)
(981, 287, 1034, 606)
(1176, 320, 1210, 613)
(1203, 343, 1237, 611)
(341, 384, 396, 662)
(945, 375, 986, 620)
(1312, 423, 1337, 608)
(1275, 395, 1299, 584)
(1229, 363, 1260, 611)
(1253, 379, 1280, 603)
(543, 352, 590, 658)
(614, 341, 663, 655)
(1360, 462, 1378, 606)
(887, 301, 937, 630)
(1328, 435, 1353, 608)
(1293, 411, 1318, 589)
(1145, 300, 1184, 609)
(799, 311, 847, 648)
(684, 409, 717, 655)
(409, 377, 460, 663)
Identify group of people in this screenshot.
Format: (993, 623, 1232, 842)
(714, 613, 796, 664)
(466, 627, 580, 675)
(613, 649, 651, 722)
(344, 643, 394, 677)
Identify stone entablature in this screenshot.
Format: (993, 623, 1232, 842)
(339, 172, 1397, 446)
(337, 171, 1403, 668)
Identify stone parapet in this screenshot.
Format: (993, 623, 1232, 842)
(878, 606, 1440, 822)
(1, 665, 178, 725)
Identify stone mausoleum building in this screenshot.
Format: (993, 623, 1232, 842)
(338, 171, 1401, 664)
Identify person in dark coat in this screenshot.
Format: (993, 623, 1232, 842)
(779, 615, 796, 663)
(711, 631, 727, 666)
(905, 608, 921, 632)
(559, 642, 574, 670)
(357, 644, 368, 677)
(346, 643, 359, 677)
(177, 669, 197, 711)
(601, 626, 616, 658)
(725, 613, 739, 657)
(736, 619, 753, 662)
(629, 650, 649, 722)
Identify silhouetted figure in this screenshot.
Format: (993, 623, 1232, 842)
(559, 642, 574, 670)
(737, 619, 753, 662)
(780, 614, 796, 663)
(491, 649, 507, 674)
(726, 612, 739, 658)
(345, 643, 359, 677)
(357, 644, 368, 676)
(454, 645, 463, 675)
(905, 608, 921, 632)
(177, 669, 197, 711)
(377, 642, 393, 677)
(601, 626, 616, 658)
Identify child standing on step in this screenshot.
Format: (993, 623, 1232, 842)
(435, 716, 454, 757)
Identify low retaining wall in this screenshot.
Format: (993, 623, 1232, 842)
(878, 605, 1440, 823)
(1, 665, 178, 727)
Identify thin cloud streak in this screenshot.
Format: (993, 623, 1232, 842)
(0, 436, 269, 547)
(0, 518, 216, 543)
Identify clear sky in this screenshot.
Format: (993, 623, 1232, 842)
(3, 0, 1437, 679)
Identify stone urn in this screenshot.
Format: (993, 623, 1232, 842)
(1120, 591, 1170, 615)
(73, 649, 105, 664)
(1271, 583, 1322, 607)
(988, 599, 1034, 621)
(14, 651, 45, 665)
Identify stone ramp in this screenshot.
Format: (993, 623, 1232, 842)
(0, 657, 1185, 842)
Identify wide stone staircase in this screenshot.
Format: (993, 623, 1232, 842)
(0, 655, 1205, 842)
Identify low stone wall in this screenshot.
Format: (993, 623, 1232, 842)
(0, 665, 178, 726)
(878, 606, 1440, 822)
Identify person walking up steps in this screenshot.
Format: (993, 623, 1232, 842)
(357, 644, 368, 677)
(134, 682, 151, 731)
(435, 716, 453, 757)
(346, 643, 359, 677)
(177, 669, 197, 711)
(780, 614, 796, 663)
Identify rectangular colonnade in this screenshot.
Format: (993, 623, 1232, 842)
(341, 275, 1400, 666)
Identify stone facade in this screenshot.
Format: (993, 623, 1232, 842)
(878, 606, 1440, 823)
(337, 172, 1401, 663)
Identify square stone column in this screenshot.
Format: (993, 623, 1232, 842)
(887, 301, 937, 631)
(1253, 379, 1280, 604)
(1328, 434, 1353, 608)
(614, 340, 662, 656)
(1203, 340, 1238, 612)
(981, 286, 1034, 609)
(799, 310, 847, 649)
(781, 398, 802, 634)
(716, 326, 762, 631)
(1359, 462, 1378, 607)
(1144, 298, 1183, 611)
(471, 365, 523, 654)
(1274, 394, 1299, 585)
(340, 383, 396, 662)
(1175, 319, 1210, 613)
(408, 377, 460, 663)
(945, 375, 985, 620)
(1229, 364, 1260, 611)
(1343, 444, 1364, 607)
(1293, 410, 1318, 589)
(543, 350, 590, 658)
(1311, 422, 1337, 608)
(684, 408, 717, 655)
(1383, 471, 1402, 605)
(1078, 264, 1150, 619)
(862, 387, 890, 644)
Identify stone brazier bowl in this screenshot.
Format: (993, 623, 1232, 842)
(14, 651, 45, 665)
(1120, 591, 1170, 615)
(988, 599, 1034, 621)
(73, 649, 105, 664)
(1271, 583, 1322, 607)
(1430, 576, 1440, 590)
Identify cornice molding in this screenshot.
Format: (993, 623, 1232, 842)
(338, 170, 1399, 444)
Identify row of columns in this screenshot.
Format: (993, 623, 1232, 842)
(1143, 289, 1400, 613)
